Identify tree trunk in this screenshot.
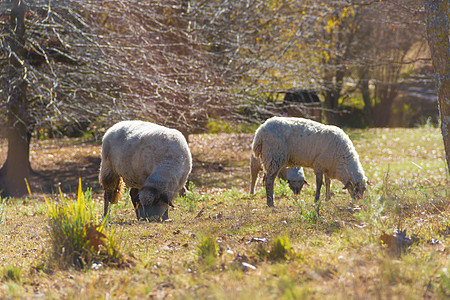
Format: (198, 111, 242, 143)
(358, 66, 373, 127)
(323, 90, 340, 125)
(323, 68, 345, 125)
(0, 0, 31, 197)
(423, 0, 450, 174)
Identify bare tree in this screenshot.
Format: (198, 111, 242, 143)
(187, 1, 429, 126)
(1, 0, 30, 196)
(360, 0, 426, 127)
(86, 1, 225, 135)
(0, 0, 225, 197)
(423, 0, 450, 173)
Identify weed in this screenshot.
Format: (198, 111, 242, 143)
(45, 179, 123, 270)
(256, 236, 294, 262)
(1, 266, 21, 283)
(177, 181, 201, 212)
(197, 234, 218, 267)
(274, 179, 292, 198)
(355, 197, 384, 226)
(294, 200, 319, 224)
(440, 268, 450, 297)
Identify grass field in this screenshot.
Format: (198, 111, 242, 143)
(0, 127, 449, 299)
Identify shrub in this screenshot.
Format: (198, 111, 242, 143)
(46, 179, 123, 270)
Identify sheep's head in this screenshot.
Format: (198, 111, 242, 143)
(343, 180, 366, 200)
(135, 186, 172, 222)
(287, 178, 307, 195)
(286, 167, 307, 195)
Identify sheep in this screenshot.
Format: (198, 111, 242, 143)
(250, 154, 307, 195)
(99, 120, 192, 222)
(251, 116, 367, 208)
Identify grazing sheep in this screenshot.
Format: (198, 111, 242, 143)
(251, 117, 367, 207)
(99, 120, 192, 221)
(250, 155, 307, 195)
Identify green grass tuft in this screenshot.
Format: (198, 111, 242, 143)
(45, 179, 124, 270)
(1, 266, 21, 283)
(177, 181, 202, 212)
(197, 234, 219, 268)
(274, 179, 292, 198)
(440, 269, 450, 297)
(256, 236, 295, 262)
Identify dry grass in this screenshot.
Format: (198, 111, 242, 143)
(0, 128, 449, 299)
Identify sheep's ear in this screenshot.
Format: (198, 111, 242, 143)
(343, 182, 352, 190)
(160, 193, 174, 207)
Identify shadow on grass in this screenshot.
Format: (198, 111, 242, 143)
(28, 156, 102, 194)
(27, 156, 250, 196)
(190, 157, 249, 190)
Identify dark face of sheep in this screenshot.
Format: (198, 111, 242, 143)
(135, 187, 172, 222)
(288, 179, 306, 195)
(344, 181, 366, 200)
(285, 167, 307, 195)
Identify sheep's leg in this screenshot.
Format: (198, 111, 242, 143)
(265, 171, 277, 207)
(130, 188, 140, 210)
(130, 188, 146, 221)
(314, 170, 324, 215)
(249, 156, 261, 194)
(325, 175, 331, 201)
(314, 170, 323, 203)
(103, 191, 112, 217)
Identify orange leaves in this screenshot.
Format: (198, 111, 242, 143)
(380, 229, 415, 250)
(85, 223, 107, 251)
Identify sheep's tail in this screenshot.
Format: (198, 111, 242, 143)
(111, 178, 125, 204)
(251, 131, 263, 159)
(99, 161, 125, 205)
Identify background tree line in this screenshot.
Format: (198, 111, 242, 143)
(0, 0, 448, 197)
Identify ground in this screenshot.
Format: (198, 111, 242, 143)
(0, 128, 448, 299)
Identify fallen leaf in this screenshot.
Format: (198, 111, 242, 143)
(380, 229, 415, 253)
(85, 223, 106, 251)
(380, 232, 398, 249)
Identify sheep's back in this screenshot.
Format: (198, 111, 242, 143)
(258, 117, 350, 171)
(102, 121, 191, 188)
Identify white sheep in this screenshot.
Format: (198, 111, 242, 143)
(250, 155, 307, 195)
(99, 120, 192, 221)
(251, 116, 367, 207)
